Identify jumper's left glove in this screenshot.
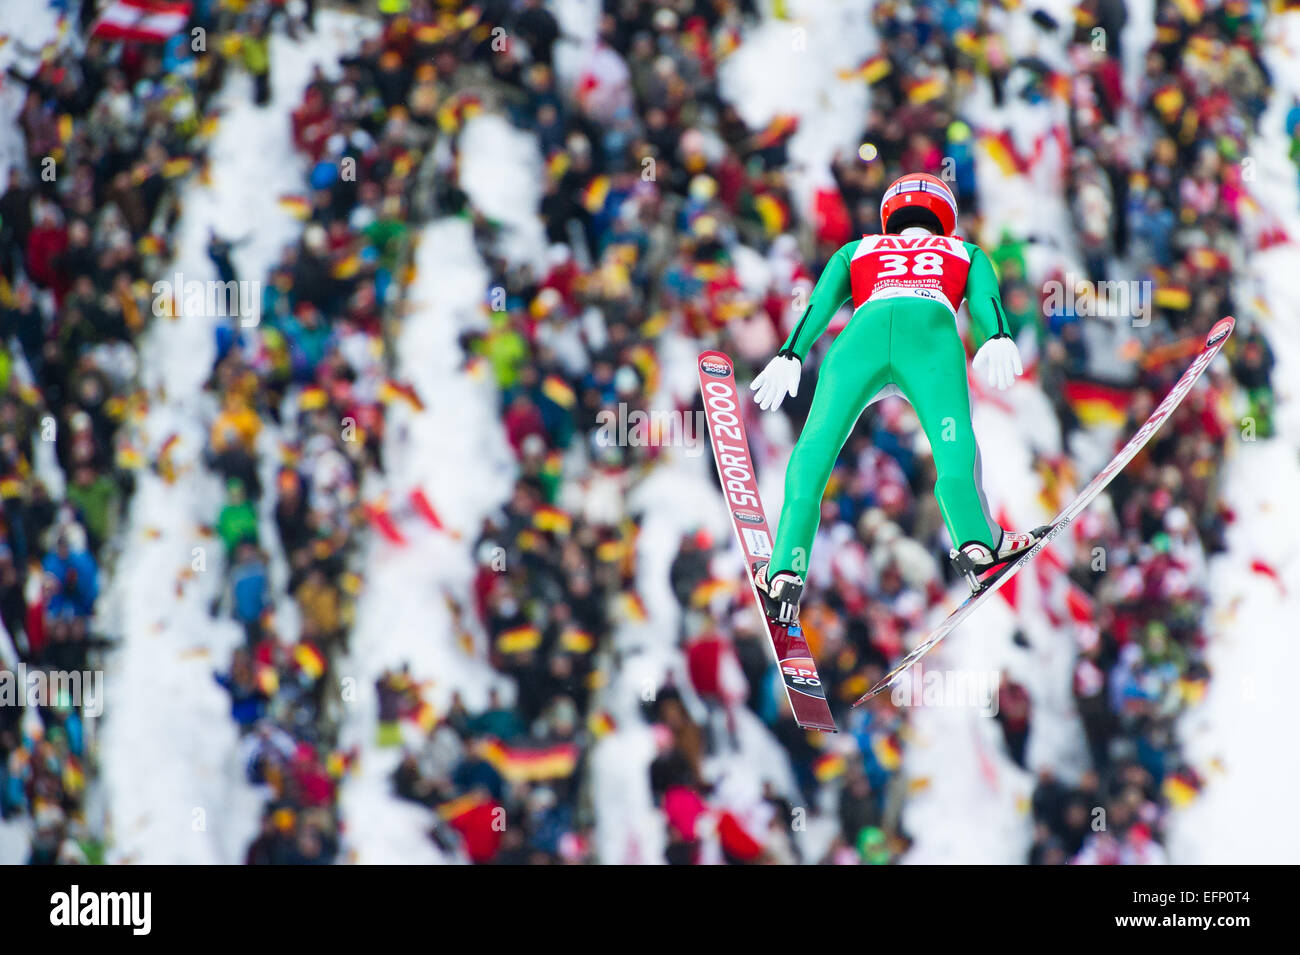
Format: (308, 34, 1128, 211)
(972, 335, 1023, 391)
(750, 353, 802, 412)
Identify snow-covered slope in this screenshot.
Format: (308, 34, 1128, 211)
(336, 113, 539, 863)
(99, 13, 365, 864)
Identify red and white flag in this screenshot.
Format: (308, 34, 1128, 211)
(92, 0, 191, 43)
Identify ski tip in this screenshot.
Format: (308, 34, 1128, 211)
(1206, 316, 1234, 348)
(851, 684, 887, 708)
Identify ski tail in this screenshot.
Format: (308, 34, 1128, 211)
(852, 316, 1236, 707)
(697, 351, 837, 732)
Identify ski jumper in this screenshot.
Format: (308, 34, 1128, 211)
(769, 233, 1011, 578)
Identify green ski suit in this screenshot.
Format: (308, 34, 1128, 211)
(769, 234, 1011, 578)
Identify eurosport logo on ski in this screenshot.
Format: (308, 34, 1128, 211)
(700, 355, 732, 378)
(700, 375, 761, 512)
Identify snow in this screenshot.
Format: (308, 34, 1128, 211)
(0, 0, 63, 181)
(335, 216, 515, 864)
(97, 11, 368, 864)
(335, 131, 525, 862)
(719, 0, 872, 207)
(1166, 11, 1300, 864)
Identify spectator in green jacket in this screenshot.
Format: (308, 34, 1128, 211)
(217, 478, 259, 555)
(66, 466, 120, 551)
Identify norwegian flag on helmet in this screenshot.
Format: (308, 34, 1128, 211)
(880, 172, 959, 236)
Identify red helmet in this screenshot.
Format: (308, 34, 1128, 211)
(880, 173, 958, 236)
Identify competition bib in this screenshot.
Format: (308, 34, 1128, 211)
(848, 234, 971, 316)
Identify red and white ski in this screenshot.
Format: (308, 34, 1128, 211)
(852, 315, 1236, 706)
(698, 351, 837, 732)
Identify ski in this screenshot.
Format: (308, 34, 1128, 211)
(698, 351, 837, 732)
(853, 316, 1236, 706)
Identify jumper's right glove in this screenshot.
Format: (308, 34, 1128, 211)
(972, 334, 1023, 391)
(750, 353, 802, 412)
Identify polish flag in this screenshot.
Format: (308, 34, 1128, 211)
(92, 0, 191, 43)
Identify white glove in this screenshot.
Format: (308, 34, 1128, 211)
(972, 335, 1023, 391)
(750, 354, 801, 412)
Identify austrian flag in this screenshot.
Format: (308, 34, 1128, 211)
(92, 0, 192, 43)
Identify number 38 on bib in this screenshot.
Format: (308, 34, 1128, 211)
(848, 233, 971, 317)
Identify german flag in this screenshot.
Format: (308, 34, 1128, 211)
(1063, 379, 1129, 428)
(1153, 285, 1191, 311)
(495, 625, 542, 654)
(378, 378, 425, 411)
(533, 505, 572, 535)
(293, 642, 327, 681)
(837, 53, 889, 83)
(414, 22, 449, 43)
(436, 791, 491, 823)
(618, 591, 649, 623)
(752, 193, 790, 236)
(871, 732, 903, 772)
(62, 758, 86, 796)
(1152, 84, 1185, 121)
(1177, 674, 1208, 706)
(162, 157, 194, 178)
(559, 627, 595, 654)
(981, 130, 1028, 177)
(905, 74, 945, 105)
(116, 444, 146, 470)
(414, 699, 438, 732)
(856, 53, 891, 85)
(1169, 0, 1205, 22)
(299, 385, 329, 411)
(587, 710, 616, 739)
(752, 115, 799, 151)
(640, 311, 671, 338)
(1140, 335, 1201, 371)
(256, 663, 279, 696)
(326, 750, 351, 779)
(595, 538, 627, 563)
(625, 344, 661, 396)
(545, 151, 570, 181)
(137, 233, 165, 259)
(813, 752, 848, 783)
(1047, 71, 1070, 101)
(277, 194, 312, 219)
(582, 175, 611, 214)
(479, 739, 580, 783)
(331, 253, 363, 280)
(1162, 769, 1201, 808)
(690, 577, 735, 608)
(540, 374, 576, 409)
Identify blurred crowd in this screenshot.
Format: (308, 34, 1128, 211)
(2, 0, 1280, 866)
(0, 11, 227, 862)
(1022, 0, 1274, 865)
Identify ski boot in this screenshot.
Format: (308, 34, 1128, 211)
(754, 561, 804, 625)
(950, 526, 1050, 594)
